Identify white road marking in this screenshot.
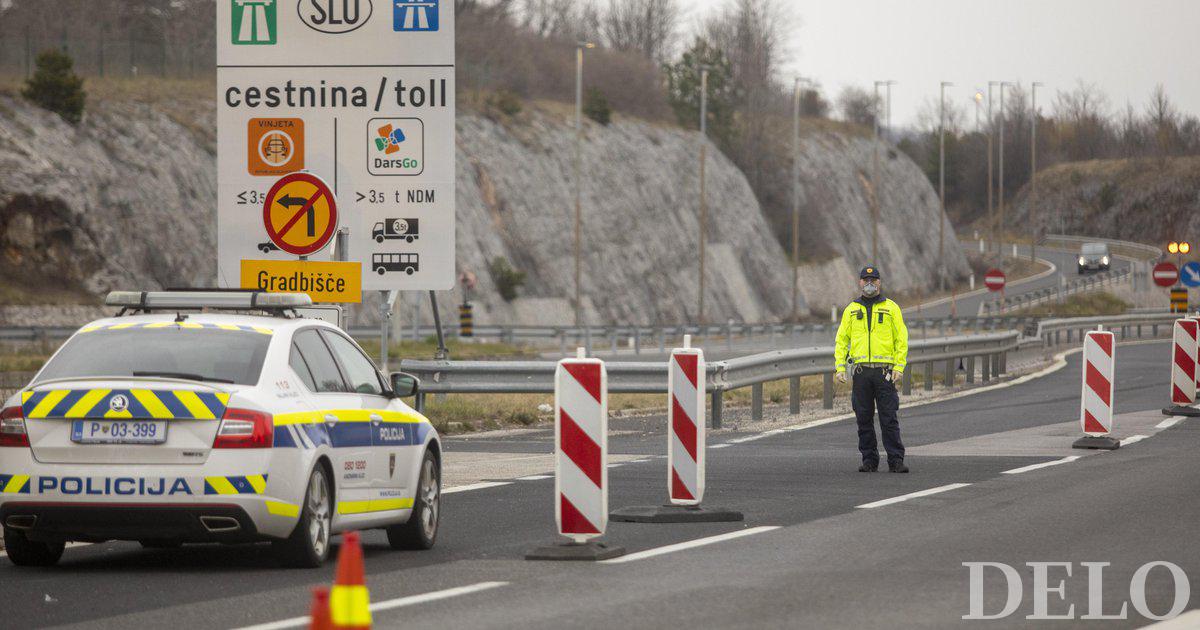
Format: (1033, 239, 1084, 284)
(515, 474, 552, 481)
(1156, 417, 1183, 429)
(1002, 456, 1080, 475)
(442, 481, 511, 494)
(709, 443, 731, 449)
(1138, 608, 1200, 629)
(599, 526, 781, 564)
(856, 483, 972, 509)
(1121, 434, 1149, 446)
(235, 581, 509, 630)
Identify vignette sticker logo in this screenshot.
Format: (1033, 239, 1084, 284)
(247, 118, 304, 176)
(368, 118, 424, 176)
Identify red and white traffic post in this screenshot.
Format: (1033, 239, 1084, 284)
(611, 336, 742, 523)
(1073, 330, 1120, 450)
(1163, 319, 1200, 417)
(526, 349, 625, 560)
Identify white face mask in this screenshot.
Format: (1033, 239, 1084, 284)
(861, 281, 880, 297)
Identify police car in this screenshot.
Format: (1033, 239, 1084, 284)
(0, 291, 441, 567)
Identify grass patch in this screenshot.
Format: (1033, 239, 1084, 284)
(1011, 292, 1130, 317)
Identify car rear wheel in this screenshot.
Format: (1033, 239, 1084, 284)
(387, 450, 439, 550)
(4, 527, 65, 566)
(274, 465, 332, 568)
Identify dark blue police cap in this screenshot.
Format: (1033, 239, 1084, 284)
(860, 266, 881, 280)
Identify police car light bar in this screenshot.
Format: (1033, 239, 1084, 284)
(105, 291, 313, 311)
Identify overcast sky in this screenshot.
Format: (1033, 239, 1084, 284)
(685, 0, 1200, 128)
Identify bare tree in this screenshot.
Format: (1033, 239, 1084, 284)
(601, 0, 679, 63)
(838, 86, 875, 128)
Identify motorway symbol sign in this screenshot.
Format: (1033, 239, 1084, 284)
(231, 0, 276, 45)
(1181, 262, 1200, 287)
(984, 268, 1006, 292)
(262, 172, 338, 256)
(1153, 262, 1180, 287)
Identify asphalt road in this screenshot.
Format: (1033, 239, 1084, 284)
(918, 242, 1133, 320)
(4, 340, 1195, 629)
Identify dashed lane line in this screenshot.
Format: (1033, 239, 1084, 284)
(235, 581, 510, 630)
(1156, 417, 1183, 429)
(599, 526, 781, 564)
(855, 483, 972, 509)
(1121, 434, 1149, 446)
(443, 481, 512, 494)
(515, 474, 553, 481)
(1001, 456, 1080, 475)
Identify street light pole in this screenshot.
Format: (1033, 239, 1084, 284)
(998, 81, 1011, 258)
(1030, 82, 1043, 263)
(939, 81, 953, 291)
(698, 66, 709, 325)
(573, 42, 593, 327)
(987, 81, 998, 257)
(791, 76, 803, 322)
(872, 81, 882, 264)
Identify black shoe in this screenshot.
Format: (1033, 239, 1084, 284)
(858, 461, 878, 472)
(889, 461, 910, 473)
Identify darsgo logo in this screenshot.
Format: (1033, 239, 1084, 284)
(299, 0, 374, 34)
(231, 0, 277, 45)
(368, 118, 424, 176)
(393, 0, 438, 32)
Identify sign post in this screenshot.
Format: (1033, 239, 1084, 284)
(217, 0, 456, 303)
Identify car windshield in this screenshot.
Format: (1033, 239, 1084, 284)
(35, 326, 272, 386)
(1082, 243, 1107, 255)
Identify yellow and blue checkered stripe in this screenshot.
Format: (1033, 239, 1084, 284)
(21, 389, 231, 421)
(203, 474, 268, 495)
(77, 322, 273, 335)
(272, 409, 432, 449)
(0, 474, 31, 494)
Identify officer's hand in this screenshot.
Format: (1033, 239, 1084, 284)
(889, 370, 903, 384)
(836, 372, 847, 384)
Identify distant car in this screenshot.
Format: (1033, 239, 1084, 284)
(1078, 243, 1111, 274)
(0, 290, 441, 568)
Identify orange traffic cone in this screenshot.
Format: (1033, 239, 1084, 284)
(309, 587, 333, 630)
(330, 531, 371, 630)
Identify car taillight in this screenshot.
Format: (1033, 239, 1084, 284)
(213, 408, 274, 449)
(0, 406, 30, 447)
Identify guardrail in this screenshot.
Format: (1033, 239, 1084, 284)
(400, 331, 1022, 428)
(981, 267, 1134, 316)
(1043, 234, 1163, 261)
(1036, 313, 1180, 347)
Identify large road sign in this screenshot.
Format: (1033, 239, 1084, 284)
(1181, 262, 1200, 288)
(216, 0, 455, 292)
(984, 269, 1006, 292)
(1153, 262, 1179, 287)
(263, 172, 337, 255)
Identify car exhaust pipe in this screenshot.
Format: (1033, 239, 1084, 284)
(5, 515, 36, 530)
(199, 516, 241, 533)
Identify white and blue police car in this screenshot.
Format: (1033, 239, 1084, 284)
(0, 290, 441, 567)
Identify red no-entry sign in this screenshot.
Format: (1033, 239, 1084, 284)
(1154, 262, 1180, 288)
(984, 268, 1006, 292)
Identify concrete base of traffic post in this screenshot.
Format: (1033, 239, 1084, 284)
(1071, 435, 1120, 450)
(525, 541, 626, 561)
(1161, 405, 1200, 417)
(611, 504, 743, 523)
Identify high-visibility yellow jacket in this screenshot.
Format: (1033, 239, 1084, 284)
(834, 296, 909, 373)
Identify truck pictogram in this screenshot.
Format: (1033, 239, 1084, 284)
(372, 218, 419, 243)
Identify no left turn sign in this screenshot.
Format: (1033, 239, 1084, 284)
(262, 172, 338, 256)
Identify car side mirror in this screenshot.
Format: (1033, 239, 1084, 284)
(390, 372, 420, 398)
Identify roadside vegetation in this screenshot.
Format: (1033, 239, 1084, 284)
(1011, 292, 1130, 318)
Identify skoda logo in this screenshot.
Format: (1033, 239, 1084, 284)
(109, 394, 129, 413)
(298, 0, 373, 34)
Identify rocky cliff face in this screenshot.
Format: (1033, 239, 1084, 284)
(1010, 156, 1200, 245)
(0, 93, 967, 326)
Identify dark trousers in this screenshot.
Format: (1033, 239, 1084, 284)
(851, 366, 905, 464)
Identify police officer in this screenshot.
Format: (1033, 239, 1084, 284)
(834, 266, 910, 473)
